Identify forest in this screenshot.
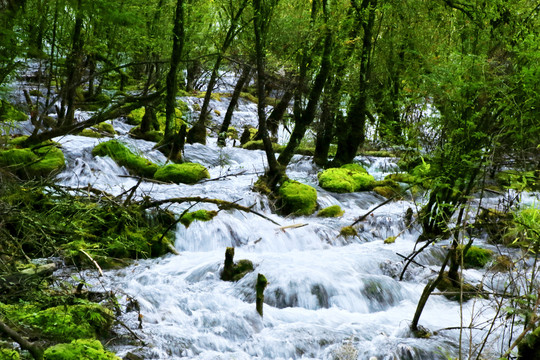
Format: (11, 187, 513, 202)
(0, 0, 540, 359)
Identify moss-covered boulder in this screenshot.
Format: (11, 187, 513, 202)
(0, 348, 19, 360)
(0, 302, 113, 342)
(44, 339, 120, 360)
(318, 165, 375, 193)
(125, 107, 145, 125)
(0, 100, 27, 122)
(154, 163, 210, 184)
(435, 272, 481, 302)
(242, 140, 280, 151)
(180, 209, 218, 227)
(317, 205, 344, 218)
(384, 236, 397, 244)
(278, 180, 317, 216)
(92, 140, 158, 178)
(459, 245, 493, 268)
(0, 145, 65, 179)
(96, 122, 116, 135)
(80, 129, 104, 138)
(518, 326, 540, 360)
(129, 126, 164, 143)
(340, 226, 357, 237)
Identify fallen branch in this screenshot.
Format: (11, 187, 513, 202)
(350, 197, 395, 226)
(79, 249, 104, 277)
(141, 197, 281, 226)
(0, 319, 43, 360)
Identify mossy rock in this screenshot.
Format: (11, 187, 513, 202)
(518, 325, 540, 360)
(29, 89, 43, 97)
(0, 302, 112, 342)
(80, 129, 104, 138)
(340, 226, 357, 237)
(0, 348, 19, 360)
(0, 100, 27, 122)
(232, 259, 254, 281)
(96, 122, 116, 135)
(129, 126, 164, 143)
(92, 140, 158, 178)
(385, 173, 417, 184)
(435, 272, 481, 302)
(154, 163, 210, 184)
(384, 236, 396, 244)
(180, 209, 218, 227)
(496, 170, 539, 191)
(318, 166, 375, 193)
(490, 255, 513, 272)
(474, 208, 512, 244)
(459, 245, 493, 268)
(278, 180, 317, 216)
(317, 205, 344, 218)
(340, 163, 367, 173)
(0, 145, 65, 179)
(373, 186, 398, 199)
(44, 339, 121, 360)
(125, 107, 145, 125)
(242, 140, 280, 151)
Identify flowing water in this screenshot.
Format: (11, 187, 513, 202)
(7, 69, 539, 359)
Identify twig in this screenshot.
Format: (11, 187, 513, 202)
(141, 196, 281, 226)
(79, 249, 104, 277)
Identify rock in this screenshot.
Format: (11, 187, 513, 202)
(317, 205, 344, 218)
(318, 165, 375, 193)
(153, 163, 210, 184)
(278, 180, 317, 216)
(92, 140, 158, 178)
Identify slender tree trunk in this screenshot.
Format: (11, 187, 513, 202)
(60, 0, 84, 126)
(253, 0, 282, 187)
(218, 63, 251, 146)
(278, 0, 332, 167)
(188, 0, 248, 145)
(163, 0, 185, 161)
(333, 0, 377, 165)
(267, 88, 293, 140)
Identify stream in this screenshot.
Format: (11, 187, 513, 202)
(7, 70, 540, 359)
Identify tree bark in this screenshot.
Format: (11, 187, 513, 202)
(333, 0, 377, 165)
(218, 63, 252, 146)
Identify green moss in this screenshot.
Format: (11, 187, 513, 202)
(125, 107, 145, 125)
(154, 163, 210, 184)
(317, 205, 344, 218)
(518, 325, 540, 360)
(278, 180, 317, 216)
(339, 226, 357, 237)
(232, 259, 254, 281)
(318, 167, 375, 193)
(340, 163, 367, 173)
(129, 126, 164, 143)
(29, 89, 43, 97)
(92, 140, 158, 178)
(0, 302, 112, 342)
(459, 245, 493, 268)
(384, 236, 396, 244)
(180, 209, 218, 227)
(96, 122, 116, 135)
(242, 140, 280, 151)
(227, 126, 238, 140)
(0, 348, 19, 360)
(385, 173, 417, 184)
(80, 129, 104, 138)
(0, 100, 27, 122)
(44, 339, 120, 360)
(0, 145, 65, 178)
(240, 92, 258, 103)
(436, 272, 480, 301)
(491, 255, 513, 272)
(496, 170, 539, 191)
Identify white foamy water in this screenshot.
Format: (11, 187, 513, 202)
(35, 93, 537, 360)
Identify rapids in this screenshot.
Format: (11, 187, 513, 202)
(6, 72, 538, 359)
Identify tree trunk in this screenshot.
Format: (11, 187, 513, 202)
(163, 0, 185, 161)
(218, 63, 251, 146)
(60, 0, 84, 127)
(277, 2, 332, 167)
(267, 88, 293, 141)
(253, 0, 282, 188)
(333, 0, 377, 166)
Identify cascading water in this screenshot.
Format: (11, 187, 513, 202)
(8, 69, 537, 359)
